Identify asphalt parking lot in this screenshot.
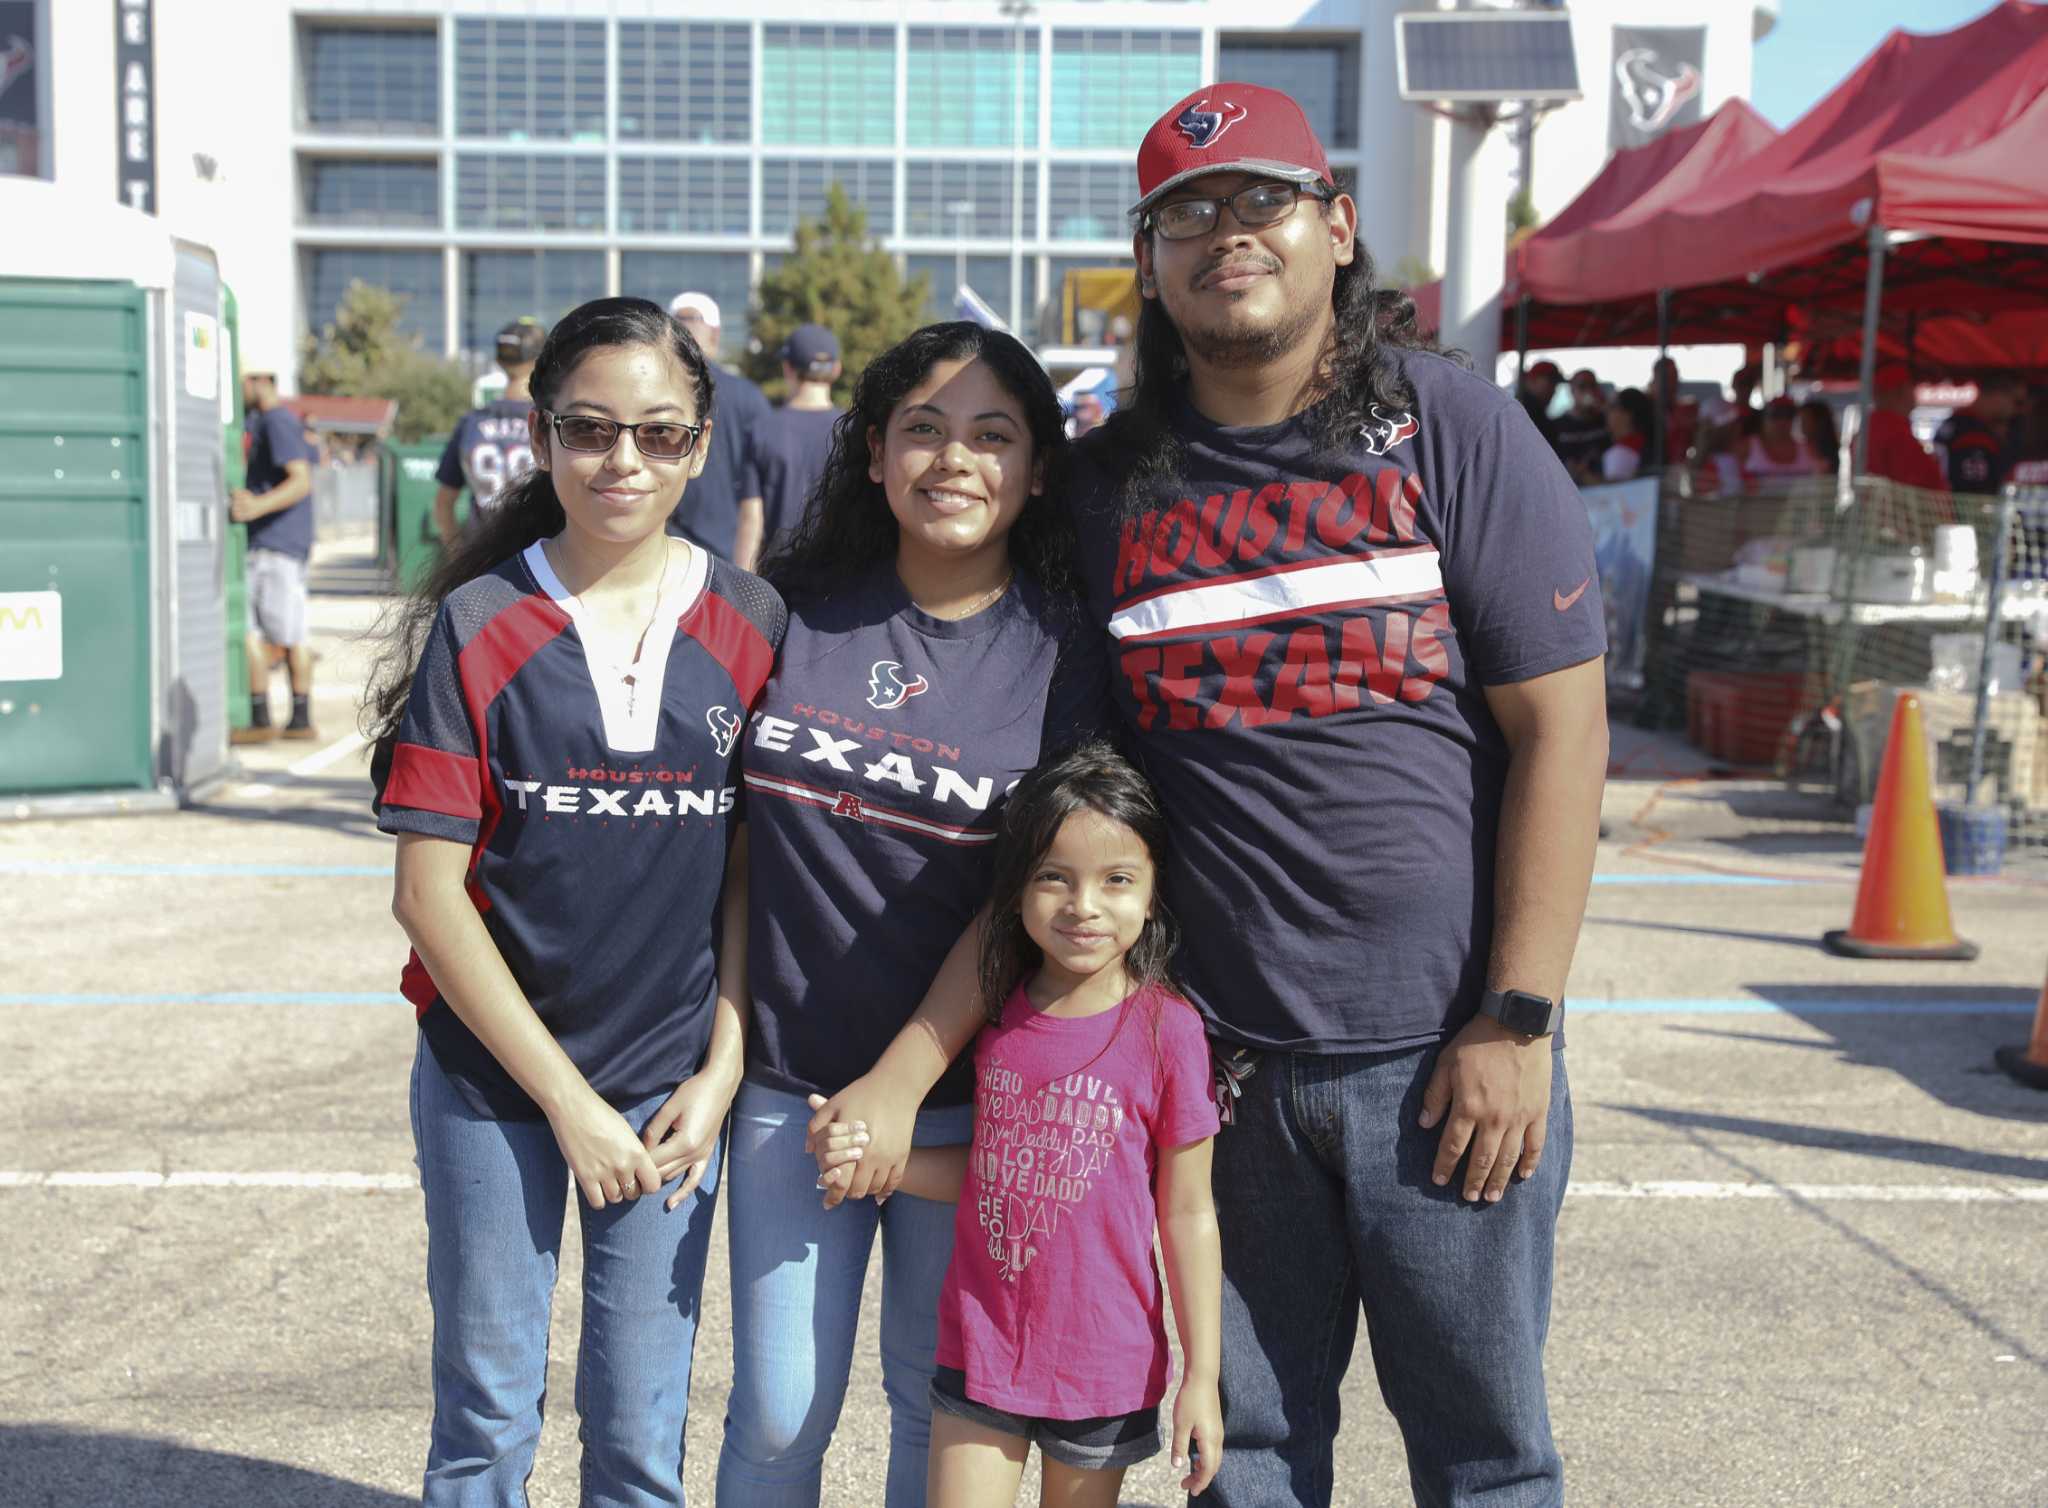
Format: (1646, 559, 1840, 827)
(4, 541, 2045, 1506)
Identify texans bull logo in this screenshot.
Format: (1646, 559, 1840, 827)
(705, 705, 741, 758)
(867, 660, 931, 712)
(1615, 48, 1701, 135)
(1360, 405, 1419, 457)
(1174, 97, 1248, 150)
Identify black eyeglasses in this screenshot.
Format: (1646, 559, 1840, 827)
(544, 412, 703, 461)
(1144, 181, 1330, 241)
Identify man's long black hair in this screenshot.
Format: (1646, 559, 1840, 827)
(1096, 215, 1451, 515)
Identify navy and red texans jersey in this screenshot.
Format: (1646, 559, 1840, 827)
(1070, 348, 1605, 1055)
(739, 568, 1108, 1107)
(377, 542, 787, 1119)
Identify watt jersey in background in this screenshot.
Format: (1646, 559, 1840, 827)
(436, 397, 538, 516)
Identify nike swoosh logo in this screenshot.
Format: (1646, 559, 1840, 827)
(1554, 578, 1590, 612)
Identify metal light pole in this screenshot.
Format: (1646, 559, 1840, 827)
(947, 199, 976, 307)
(1000, 0, 1036, 333)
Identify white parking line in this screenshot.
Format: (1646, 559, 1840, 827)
(287, 729, 370, 778)
(1, 1171, 2043, 1202)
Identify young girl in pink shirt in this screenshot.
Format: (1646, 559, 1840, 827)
(815, 741, 1224, 1505)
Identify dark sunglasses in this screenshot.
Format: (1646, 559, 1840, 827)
(1144, 180, 1331, 242)
(544, 411, 702, 461)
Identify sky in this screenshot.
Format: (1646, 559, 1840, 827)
(1749, 0, 2010, 125)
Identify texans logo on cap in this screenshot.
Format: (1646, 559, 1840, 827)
(1174, 98, 1248, 151)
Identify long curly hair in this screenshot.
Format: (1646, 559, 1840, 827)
(758, 321, 1076, 604)
(362, 296, 714, 754)
(1099, 213, 1451, 515)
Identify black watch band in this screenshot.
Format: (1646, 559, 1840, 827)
(1480, 987, 1564, 1037)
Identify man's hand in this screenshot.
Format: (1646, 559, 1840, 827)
(807, 1069, 921, 1202)
(228, 488, 261, 523)
(1419, 1014, 1553, 1203)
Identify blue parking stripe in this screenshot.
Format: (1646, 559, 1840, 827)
(0, 992, 407, 1006)
(0, 862, 387, 877)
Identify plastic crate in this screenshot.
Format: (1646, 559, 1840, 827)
(1686, 670, 1827, 768)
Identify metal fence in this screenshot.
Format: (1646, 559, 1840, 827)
(1626, 470, 2048, 865)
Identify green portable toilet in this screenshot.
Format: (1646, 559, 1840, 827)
(0, 181, 237, 812)
(392, 436, 454, 592)
(222, 286, 251, 729)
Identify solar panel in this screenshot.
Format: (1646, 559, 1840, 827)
(1395, 11, 1582, 103)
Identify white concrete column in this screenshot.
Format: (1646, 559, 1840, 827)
(1439, 109, 1508, 377)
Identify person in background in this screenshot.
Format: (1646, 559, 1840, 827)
(1862, 363, 1945, 492)
(752, 322, 843, 559)
(1702, 363, 1761, 447)
(668, 291, 774, 568)
(1797, 399, 1841, 481)
(1650, 355, 1694, 466)
(1586, 386, 1654, 483)
(2006, 384, 2048, 486)
(1069, 391, 1106, 439)
(1516, 359, 1563, 450)
(433, 317, 545, 543)
(1552, 367, 1611, 476)
(1935, 372, 2023, 497)
(1741, 395, 1824, 482)
(229, 371, 319, 745)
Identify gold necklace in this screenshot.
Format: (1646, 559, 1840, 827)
(917, 569, 1013, 621)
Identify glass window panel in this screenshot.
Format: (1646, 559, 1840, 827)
(303, 26, 438, 135)
(905, 28, 1039, 148)
(761, 159, 895, 238)
(620, 251, 754, 350)
(1051, 30, 1200, 149)
(456, 18, 608, 142)
(902, 161, 1038, 241)
(461, 251, 604, 358)
(1216, 37, 1359, 148)
(617, 156, 750, 235)
(1048, 162, 1138, 242)
(761, 25, 896, 146)
(301, 158, 440, 228)
(455, 154, 605, 231)
(905, 254, 1017, 329)
(304, 249, 445, 351)
(618, 21, 753, 143)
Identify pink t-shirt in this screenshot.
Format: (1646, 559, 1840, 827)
(935, 981, 1220, 1420)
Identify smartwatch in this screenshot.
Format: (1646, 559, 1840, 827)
(1479, 987, 1564, 1037)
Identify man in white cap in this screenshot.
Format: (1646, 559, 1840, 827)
(668, 291, 774, 568)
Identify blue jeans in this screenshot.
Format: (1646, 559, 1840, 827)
(410, 1039, 723, 1508)
(1201, 1042, 1571, 1508)
(716, 1078, 973, 1507)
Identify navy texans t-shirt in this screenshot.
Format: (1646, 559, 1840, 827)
(435, 397, 537, 515)
(741, 568, 1108, 1107)
(376, 542, 787, 1119)
(1069, 349, 1605, 1052)
(244, 405, 318, 559)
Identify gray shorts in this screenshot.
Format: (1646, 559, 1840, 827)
(929, 1366, 1160, 1472)
(247, 548, 308, 647)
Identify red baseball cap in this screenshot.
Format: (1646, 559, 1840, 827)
(1131, 82, 1334, 219)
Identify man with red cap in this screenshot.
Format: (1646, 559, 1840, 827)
(1864, 363, 1944, 494)
(1066, 83, 1607, 1505)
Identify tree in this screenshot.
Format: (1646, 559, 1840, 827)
(744, 184, 932, 405)
(300, 281, 472, 442)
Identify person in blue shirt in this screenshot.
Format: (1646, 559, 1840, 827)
(431, 316, 545, 542)
(366, 297, 786, 1506)
(228, 371, 319, 744)
(716, 322, 1104, 1508)
(753, 321, 844, 555)
(667, 291, 774, 568)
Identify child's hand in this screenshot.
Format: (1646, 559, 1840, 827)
(807, 1072, 919, 1201)
(1171, 1375, 1223, 1496)
(807, 1094, 871, 1210)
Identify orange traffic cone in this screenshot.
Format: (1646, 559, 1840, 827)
(1822, 692, 1978, 960)
(1994, 963, 2048, 1090)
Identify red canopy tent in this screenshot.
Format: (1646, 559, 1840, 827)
(1503, 0, 2048, 370)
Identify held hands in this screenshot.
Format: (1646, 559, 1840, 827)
(646, 1068, 741, 1212)
(1172, 1374, 1223, 1495)
(805, 1095, 871, 1210)
(547, 1089, 663, 1211)
(1419, 1013, 1554, 1203)
(805, 1070, 918, 1203)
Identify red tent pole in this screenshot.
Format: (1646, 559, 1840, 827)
(1852, 222, 1888, 477)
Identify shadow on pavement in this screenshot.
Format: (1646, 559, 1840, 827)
(1582, 914, 1822, 951)
(1, 1424, 412, 1507)
(187, 774, 386, 843)
(1609, 1106, 2048, 1182)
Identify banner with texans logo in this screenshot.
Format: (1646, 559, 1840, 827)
(1609, 25, 1705, 151)
(1578, 479, 1659, 692)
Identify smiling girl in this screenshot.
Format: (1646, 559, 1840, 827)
(366, 297, 785, 1506)
(714, 323, 1104, 1506)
